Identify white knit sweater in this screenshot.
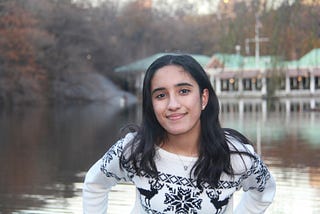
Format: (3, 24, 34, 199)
(83, 132, 276, 214)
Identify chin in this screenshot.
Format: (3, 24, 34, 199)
(166, 128, 189, 136)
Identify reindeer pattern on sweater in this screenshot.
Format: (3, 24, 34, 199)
(95, 133, 275, 214)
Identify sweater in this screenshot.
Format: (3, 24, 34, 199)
(83, 132, 276, 214)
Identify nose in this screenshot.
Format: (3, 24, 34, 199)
(168, 95, 181, 110)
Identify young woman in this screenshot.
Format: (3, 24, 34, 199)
(83, 54, 276, 213)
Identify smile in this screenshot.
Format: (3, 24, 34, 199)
(166, 113, 186, 120)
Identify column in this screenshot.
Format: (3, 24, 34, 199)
(215, 77, 221, 95)
(210, 74, 215, 89)
(261, 77, 267, 96)
(310, 70, 315, 94)
(285, 74, 291, 94)
(310, 98, 316, 110)
(262, 99, 267, 122)
(285, 99, 291, 120)
(239, 99, 244, 120)
(238, 77, 243, 95)
(138, 72, 144, 92)
(252, 78, 256, 91)
(135, 74, 140, 92)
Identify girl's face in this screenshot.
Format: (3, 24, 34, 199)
(150, 65, 208, 137)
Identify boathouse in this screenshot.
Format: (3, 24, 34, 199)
(114, 49, 320, 113)
(205, 49, 320, 112)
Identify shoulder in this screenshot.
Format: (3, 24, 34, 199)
(226, 135, 254, 154)
(103, 132, 137, 160)
(121, 132, 136, 146)
(115, 132, 136, 148)
(224, 128, 254, 154)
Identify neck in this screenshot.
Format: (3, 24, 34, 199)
(162, 132, 200, 157)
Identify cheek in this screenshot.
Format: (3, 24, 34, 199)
(188, 96, 202, 110)
(152, 100, 164, 117)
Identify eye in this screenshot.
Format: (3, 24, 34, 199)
(179, 88, 191, 95)
(154, 93, 166, 99)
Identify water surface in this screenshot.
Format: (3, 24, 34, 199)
(0, 103, 319, 213)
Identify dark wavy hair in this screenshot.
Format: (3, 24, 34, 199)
(121, 54, 254, 188)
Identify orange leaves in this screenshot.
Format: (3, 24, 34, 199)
(0, 1, 41, 75)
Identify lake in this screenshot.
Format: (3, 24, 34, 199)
(0, 102, 319, 213)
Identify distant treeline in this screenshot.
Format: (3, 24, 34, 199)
(0, 0, 319, 105)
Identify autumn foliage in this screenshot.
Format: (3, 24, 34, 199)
(0, 1, 48, 105)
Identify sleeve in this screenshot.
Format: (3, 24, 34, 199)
(82, 133, 134, 214)
(234, 154, 276, 214)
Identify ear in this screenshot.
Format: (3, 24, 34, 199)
(201, 88, 209, 110)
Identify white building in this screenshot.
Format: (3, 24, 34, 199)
(205, 49, 320, 113)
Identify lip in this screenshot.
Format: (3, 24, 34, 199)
(166, 113, 186, 120)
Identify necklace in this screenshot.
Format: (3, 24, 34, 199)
(161, 142, 197, 171)
(176, 154, 196, 171)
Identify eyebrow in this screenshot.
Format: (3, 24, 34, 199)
(151, 82, 194, 95)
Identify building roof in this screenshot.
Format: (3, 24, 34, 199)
(114, 48, 320, 74)
(208, 53, 279, 70)
(114, 53, 211, 73)
(209, 49, 320, 72)
(210, 53, 243, 69)
(297, 48, 320, 67)
(285, 48, 320, 69)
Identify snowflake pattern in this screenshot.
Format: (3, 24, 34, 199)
(164, 186, 202, 214)
(99, 137, 273, 213)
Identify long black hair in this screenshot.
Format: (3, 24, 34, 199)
(121, 54, 254, 188)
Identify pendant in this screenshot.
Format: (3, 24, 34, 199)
(184, 166, 188, 171)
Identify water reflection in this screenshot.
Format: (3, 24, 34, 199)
(0, 103, 319, 213)
(221, 111, 320, 214)
(0, 103, 138, 213)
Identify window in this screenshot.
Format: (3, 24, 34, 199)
(290, 76, 310, 90)
(243, 78, 252, 90)
(221, 78, 239, 91)
(315, 76, 320, 89)
(255, 78, 262, 90)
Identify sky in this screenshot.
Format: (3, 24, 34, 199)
(73, 0, 293, 14)
(153, 0, 220, 14)
(73, 0, 221, 14)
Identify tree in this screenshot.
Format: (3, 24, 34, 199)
(263, 0, 320, 59)
(0, 0, 49, 105)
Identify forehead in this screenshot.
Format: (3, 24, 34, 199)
(151, 65, 197, 88)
